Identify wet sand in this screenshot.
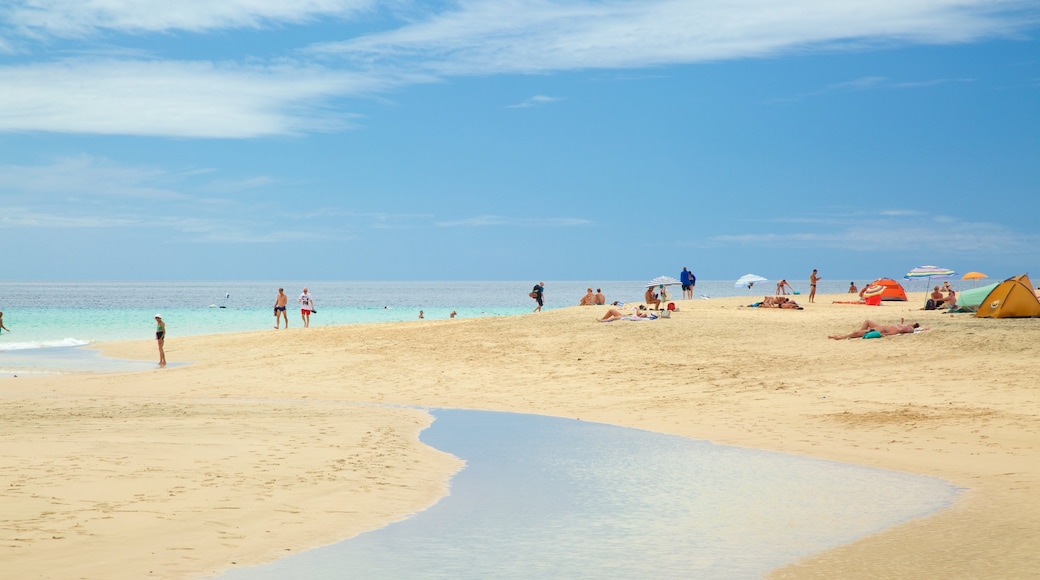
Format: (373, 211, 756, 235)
(1, 293, 1038, 578)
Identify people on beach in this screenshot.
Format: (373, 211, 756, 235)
(828, 318, 924, 340)
(595, 289, 605, 305)
(274, 288, 289, 329)
(644, 286, 661, 310)
(299, 288, 315, 327)
(579, 288, 595, 306)
(849, 282, 858, 294)
(531, 282, 544, 312)
(658, 284, 670, 303)
(0, 311, 9, 334)
(155, 314, 166, 367)
(776, 279, 793, 295)
(930, 285, 946, 307)
(681, 267, 696, 300)
(419, 310, 424, 319)
(809, 269, 820, 303)
(942, 287, 957, 310)
(450, 310, 457, 319)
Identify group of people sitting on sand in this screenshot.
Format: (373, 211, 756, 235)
(579, 288, 606, 306)
(928, 282, 957, 310)
(644, 286, 671, 310)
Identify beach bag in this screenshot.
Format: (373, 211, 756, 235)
(924, 299, 936, 310)
(666, 302, 676, 311)
(862, 330, 882, 339)
(529, 291, 538, 299)
(659, 309, 671, 318)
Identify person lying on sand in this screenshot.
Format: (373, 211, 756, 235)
(597, 309, 655, 322)
(829, 318, 926, 340)
(754, 296, 803, 309)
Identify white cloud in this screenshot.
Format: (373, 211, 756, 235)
(314, 0, 1038, 76)
(1, 1, 1036, 138)
(507, 94, 565, 108)
(0, 59, 406, 137)
(2, 0, 377, 36)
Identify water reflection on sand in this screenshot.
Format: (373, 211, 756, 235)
(219, 409, 959, 580)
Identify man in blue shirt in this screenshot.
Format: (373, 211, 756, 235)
(680, 267, 696, 300)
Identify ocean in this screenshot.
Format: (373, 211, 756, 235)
(0, 278, 859, 374)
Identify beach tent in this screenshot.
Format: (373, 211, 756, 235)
(975, 274, 1040, 319)
(868, 278, 908, 301)
(956, 282, 1000, 309)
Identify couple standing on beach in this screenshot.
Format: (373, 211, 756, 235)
(274, 288, 316, 328)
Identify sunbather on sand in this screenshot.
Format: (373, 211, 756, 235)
(829, 318, 925, 340)
(597, 308, 650, 322)
(756, 296, 803, 309)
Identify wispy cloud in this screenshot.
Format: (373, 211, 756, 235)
(706, 210, 1037, 254)
(772, 75, 978, 102)
(506, 94, 565, 109)
(2, 1, 1037, 137)
(0, 60, 400, 137)
(1, 0, 377, 36)
(435, 215, 591, 228)
(313, 1, 1038, 75)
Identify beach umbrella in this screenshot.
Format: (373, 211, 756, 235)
(904, 265, 956, 291)
(735, 273, 768, 290)
(962, 271, 988, 287)
(862, 284, 885, 298)
(646, 275, 682, 288)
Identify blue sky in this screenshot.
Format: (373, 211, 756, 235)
(2, 1, 1038, 282)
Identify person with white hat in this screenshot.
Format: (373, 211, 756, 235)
(155, 314, 166, 368)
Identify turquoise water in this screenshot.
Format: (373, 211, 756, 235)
(218, 409, 959, 580)
(0, 279, 860, 374)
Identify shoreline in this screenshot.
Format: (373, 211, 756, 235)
(1, 294, 1037, 578)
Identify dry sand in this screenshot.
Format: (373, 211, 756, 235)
(1, 293, 1038, 579)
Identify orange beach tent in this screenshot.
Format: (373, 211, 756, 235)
(975, 274, 1040, 318)
(867, 278, 908, 301)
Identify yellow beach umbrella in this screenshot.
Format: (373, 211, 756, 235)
(962, 271, 988, 287)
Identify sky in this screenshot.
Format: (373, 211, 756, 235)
(1, 0, 1038, 282)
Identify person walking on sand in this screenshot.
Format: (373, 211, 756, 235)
(531, 282, 544, 312)
(0, 311, 10, 334)
(809, 269, 820, 303)
(155, 314, 166, 368)
(299, 287, 315, 327)
(274, 288, 289, 329)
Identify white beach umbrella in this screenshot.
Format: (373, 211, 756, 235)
(646, 275, 682, 288)
(735, 274, 768, 290)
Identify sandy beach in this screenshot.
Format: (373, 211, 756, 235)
(2, 293, 1038, 579)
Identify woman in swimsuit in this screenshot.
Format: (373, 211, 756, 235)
(155, 314, 166, 368)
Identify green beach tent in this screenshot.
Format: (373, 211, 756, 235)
(956, 282, 1000, 309)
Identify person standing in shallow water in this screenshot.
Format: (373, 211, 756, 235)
(809, 269, 820, 303)
(274, 288, 288, 329)
(0, 311, 10, 334)
(155, 314, 166, 368)
(299, 287, 315, 327)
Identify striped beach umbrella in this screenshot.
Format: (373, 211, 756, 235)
(904, 265, 956, 292)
